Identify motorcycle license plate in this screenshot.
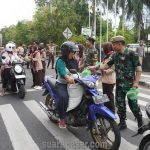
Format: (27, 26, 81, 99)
(15, 75, 26, 79)
(92, 94, 109, 104)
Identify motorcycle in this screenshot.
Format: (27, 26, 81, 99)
(132, 103, 150, 150)
(7, 62, 26, 99)
(40, 71, 121, 150)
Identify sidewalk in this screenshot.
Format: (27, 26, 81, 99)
(140, 72, 150, 87)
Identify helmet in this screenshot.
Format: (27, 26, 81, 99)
(5, 42, 16, 52)
(60, 41, 79, 56)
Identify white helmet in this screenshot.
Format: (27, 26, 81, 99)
(5, 42, 16, 52)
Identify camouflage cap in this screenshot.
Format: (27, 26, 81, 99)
(111, 35, 125, 43)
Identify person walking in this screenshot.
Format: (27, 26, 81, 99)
(101, 42, 116, 113)
(88, 35, 143, 130)
(32, 46, 43, 90)
(136, 40, 145, 65)
(47, 41, 57, 69)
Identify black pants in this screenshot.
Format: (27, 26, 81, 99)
(55, 82, 69, 119)
(2, 68, 11, 89)
(102, 83, 115, 113)
(31, 68, 35, 86)
(47, 53, 54, 68)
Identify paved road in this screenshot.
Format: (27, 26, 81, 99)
(0, 67, 150, 150)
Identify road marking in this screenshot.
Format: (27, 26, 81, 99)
(141, 74, 150, 78)
(139, 93, 150, 99)
(0, 104, 39, 150)
(24, 100, 90, 150)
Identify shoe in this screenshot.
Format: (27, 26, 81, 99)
(137, 116, 143, 128)
(118, 121, 127, 130)
(34, 86, 42, 90)
(58, 119, 66, 129)
(34, 86, 38, 89)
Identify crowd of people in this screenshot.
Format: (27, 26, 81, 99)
(0, 36, 145, 130)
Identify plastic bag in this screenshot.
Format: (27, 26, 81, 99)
(81, 69, 91, 77)
(67, 83, 84, 112)
(127, 88, 140, 101)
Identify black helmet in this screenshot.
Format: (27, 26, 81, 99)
(61, 41, 79, 56)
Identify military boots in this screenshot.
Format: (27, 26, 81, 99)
(118, 120, 127, 130)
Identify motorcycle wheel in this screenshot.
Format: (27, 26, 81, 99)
(45, 94, 59, 123)
(139, 135, 150, 150)
(90, 115, 121, 150)
(18, 84, 25, 99)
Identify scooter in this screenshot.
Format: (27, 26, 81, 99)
(7, 62, 26, 99)
(40, 71, 121, 150)
(132, 103, 150, 150)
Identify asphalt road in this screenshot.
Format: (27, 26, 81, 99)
(0, 66, 150, 150)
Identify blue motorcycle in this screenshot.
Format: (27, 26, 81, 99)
(40, 71, 121, 150)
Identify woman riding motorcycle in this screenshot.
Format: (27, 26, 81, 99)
(0, 42, 23, 96)
(55, 41, 79, 128)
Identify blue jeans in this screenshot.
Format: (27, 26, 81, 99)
(56, 82, 69, 119)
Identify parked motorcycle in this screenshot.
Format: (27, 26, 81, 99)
(40, 71, 121, 150)
(7, 62, 26, 99)
(133, 103, 150, 150)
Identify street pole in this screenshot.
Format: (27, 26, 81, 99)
(114, 0, 117, 36)
(92, 0, 96, 38)
(88, 2, 91, 28)
(106, 0, 108, 42)
(99, 10, 102, 63)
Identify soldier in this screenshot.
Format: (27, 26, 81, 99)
(88, 35, 143, 130)
(84, 37, 97, 67)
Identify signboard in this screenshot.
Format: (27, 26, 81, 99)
(148, 34, 150, 41)
(63, 27, 72, 39)
(0, 34, 2, 47)
(81, 27, 92, 37)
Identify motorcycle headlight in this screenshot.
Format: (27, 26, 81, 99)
(14, 65, 23, 74)
(83, 80, 95, 88)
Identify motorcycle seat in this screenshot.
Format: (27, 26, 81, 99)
(47, 77, 56, 90)
(146, 103, 150, 119)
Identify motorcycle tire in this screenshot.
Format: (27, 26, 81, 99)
(139, 134, 150, 150)
(90, 115, 121, 150)
(18, 84, 25, 99)
(45, 94, 59, 123)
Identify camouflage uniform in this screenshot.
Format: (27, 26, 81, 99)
(107, 48, 142, 121)
(84, 48, 97, 67)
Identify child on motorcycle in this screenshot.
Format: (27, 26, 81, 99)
(55, 41, 79, 128)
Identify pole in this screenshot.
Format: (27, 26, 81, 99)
(99, 11, 102, 63)
(106, 0, 108, 42)
(92, 0, 96, 38)
(114, 0, 117, 36)
(88, 3, 91, 28)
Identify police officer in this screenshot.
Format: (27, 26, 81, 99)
(88, 35, 143, 130)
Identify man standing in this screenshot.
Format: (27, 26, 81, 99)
(136, 40, 145, 65)
(47, 41, 57, 69)
(88, 36, 143, 130)
(84, 37, 97, 67)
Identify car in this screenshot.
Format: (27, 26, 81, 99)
(127, 43, 147, 52)
(127, 44, 139, 51)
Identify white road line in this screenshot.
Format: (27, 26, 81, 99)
(24, 100, 90, 150)
(139, 93, 150, 99)
(0, 104, 39, 150)
(141, 74, 150, 78)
